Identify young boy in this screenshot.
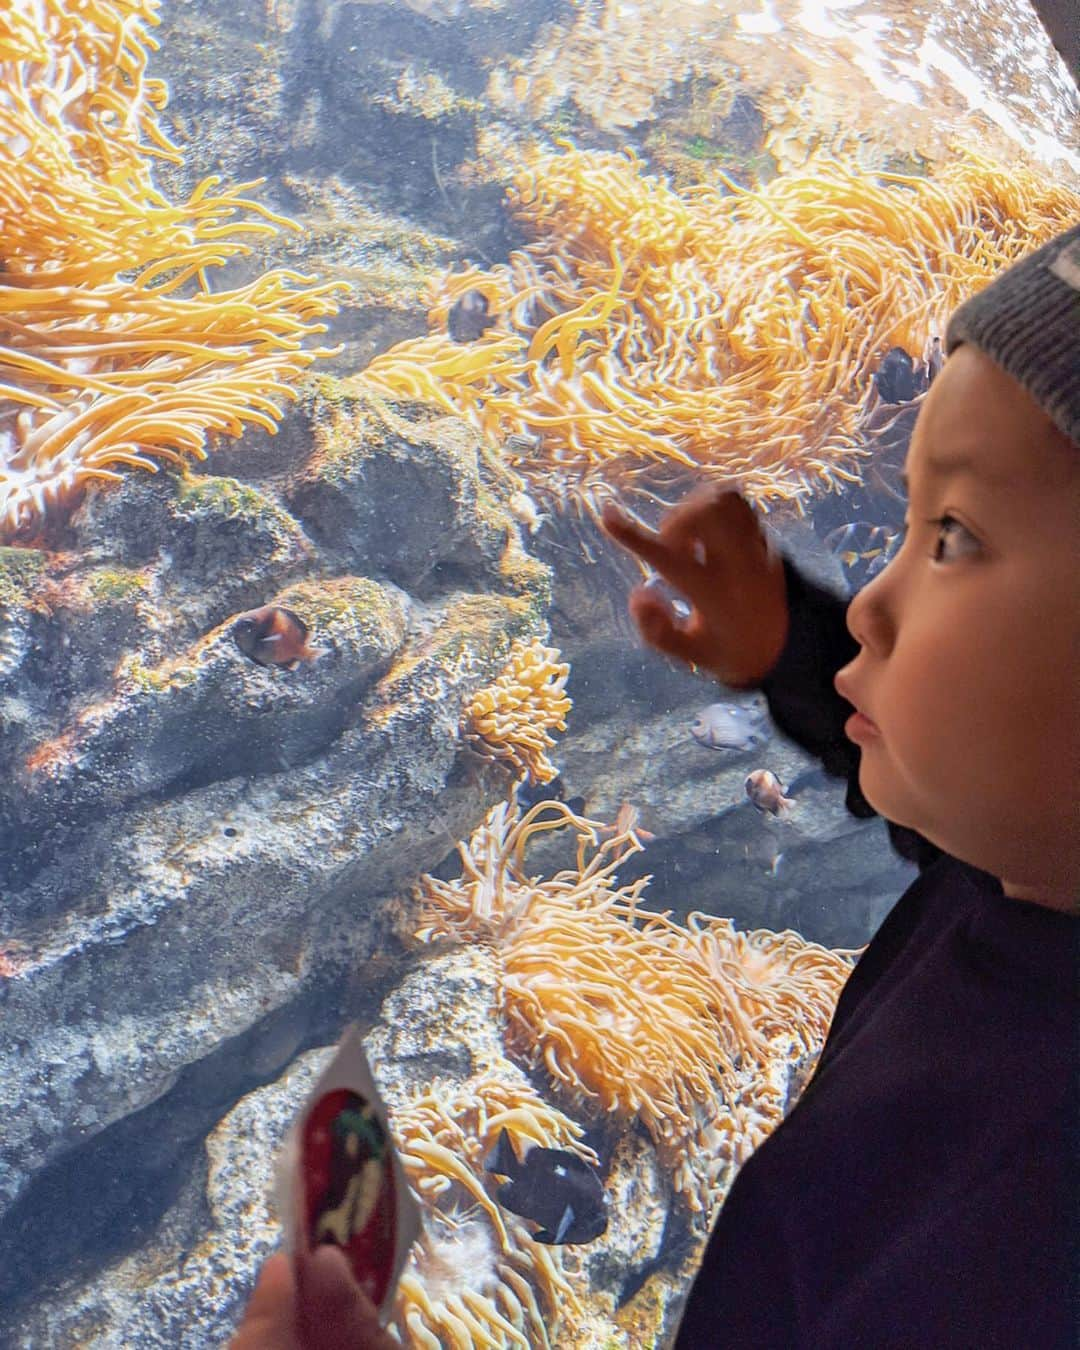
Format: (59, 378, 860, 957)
(603, 221, 1080, 1348)
(234, 226, 1079, 1348)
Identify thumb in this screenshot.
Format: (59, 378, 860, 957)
(295, 1246, 391, 1350)
(229, 1253, 295, 1349)
(628, 586, 703, 668)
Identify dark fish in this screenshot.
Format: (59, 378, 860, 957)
(873, 346, 921, 404)
(503, 432, 542, 457)
(232, 605, 329, 670)
(447, 289, 494, 343)
(485, 1128, 607, 1245)
(691, 701, 769, 752)
(516, 775, 586, 816)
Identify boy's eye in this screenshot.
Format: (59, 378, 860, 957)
(899, 514, 978, 563)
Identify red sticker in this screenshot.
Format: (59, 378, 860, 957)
(301, 1087, 399, 1304)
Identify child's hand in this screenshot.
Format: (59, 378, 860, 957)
(230, 1247, 398, 1350)
(601, 487, 789, 688)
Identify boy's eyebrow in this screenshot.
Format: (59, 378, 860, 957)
(899, 452, 1011, 494)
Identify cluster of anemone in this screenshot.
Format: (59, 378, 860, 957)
(388, 1066, 588, 1348)
(414, 797, 858, 1215)
(0, 0, 341, 540)
(462, 638, 571, 786)
(359, 145, 1078, 520)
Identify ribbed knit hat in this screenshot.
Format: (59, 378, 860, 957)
(945, 221, 1080, 449)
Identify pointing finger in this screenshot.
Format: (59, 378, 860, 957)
(601, 502, 703, 595)
(661, 488, 766, 568)
(600, 501, 660, 558)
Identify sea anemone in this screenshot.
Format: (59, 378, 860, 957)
(389, 1067, 588, 1347)
(462, 638, 571, 786)
(0, 0, 341, 539)
(359, 146, 1078, 519)
(414, 797, 859, 1215)
(413, 793, 641, 946)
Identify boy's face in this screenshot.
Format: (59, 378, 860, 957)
(836, 346, 1079, 910)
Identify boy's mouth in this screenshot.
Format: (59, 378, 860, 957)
(833, 673, 881, 734)
(844, 711, 881, 742)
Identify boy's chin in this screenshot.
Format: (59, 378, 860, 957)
(855, 760, 887, 816)
(858, 763, 950, 857)
(857, 761, 918, 834)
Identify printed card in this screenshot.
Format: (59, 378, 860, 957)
(276, 1027, 421, 1321)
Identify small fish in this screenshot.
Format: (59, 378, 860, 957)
(824, 522, 900, 573)
(503, 432, 542, 458)
(598, 801, 656, 843)
(0, 939, 30, 979)
(873, 346, 921, 404)
(922, 334, 944, 385)
(508, 490, 548, 535)
(691, 702, 769, 753)
(447, 289, 494, 343)
(0, 619, 22, 679)
(745, 769, 796, 817)
(863, 550, 891, 581)
(485, 1128, 607, 1245)
(516, 775, 586, 817)
(231, 606, 329, 671)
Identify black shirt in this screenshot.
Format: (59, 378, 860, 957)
(674, 561, 1079, 1349)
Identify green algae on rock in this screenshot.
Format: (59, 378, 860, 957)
(0, 547, 47, 611)
(85, 567, 152, 604)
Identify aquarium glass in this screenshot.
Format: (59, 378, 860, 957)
(0, 0, 1076, 1344)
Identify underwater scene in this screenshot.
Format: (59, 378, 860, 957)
(0, 0, 1077, 1344)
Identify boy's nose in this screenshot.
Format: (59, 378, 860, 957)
(845, 563, 899, 659)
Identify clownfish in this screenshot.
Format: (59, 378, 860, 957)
(231, 605, 329, 670)
(745, 769, 796, 818)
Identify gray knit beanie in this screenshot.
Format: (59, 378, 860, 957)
(945, 221, 1080, 449)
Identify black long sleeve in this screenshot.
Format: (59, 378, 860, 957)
(673, 557, 1080, 1349)
(760, 557, 944, 870)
